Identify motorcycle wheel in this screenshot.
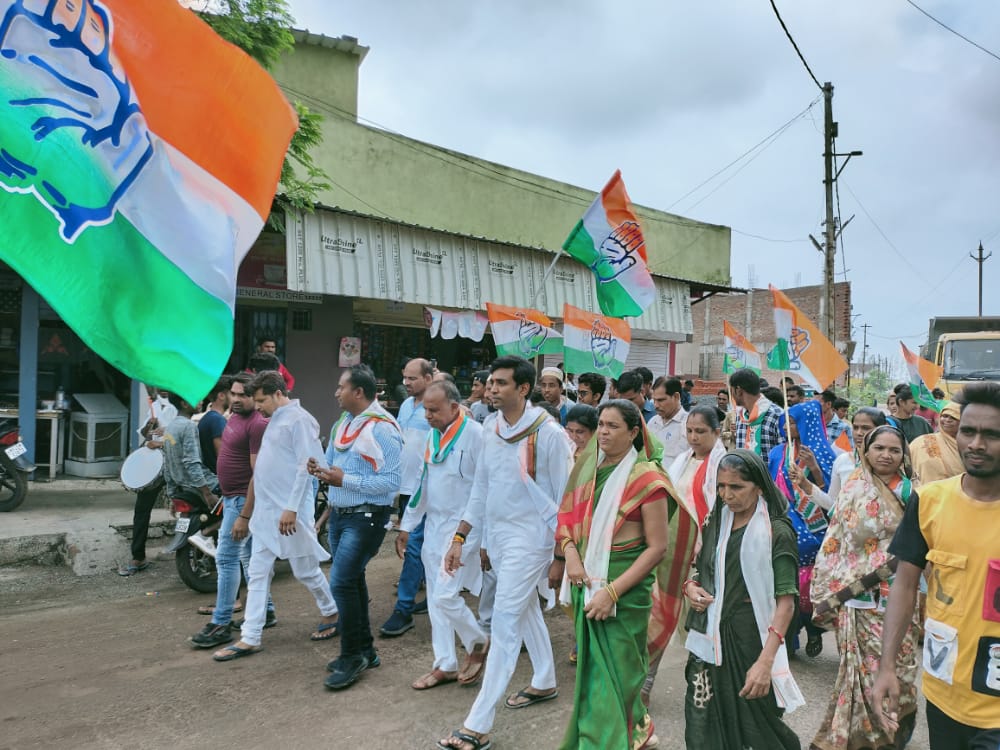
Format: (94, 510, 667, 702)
(175, 543, 218, 593)
(0, 452, 28, 512)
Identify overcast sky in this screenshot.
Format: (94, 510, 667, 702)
(285, 0, 1000, 367)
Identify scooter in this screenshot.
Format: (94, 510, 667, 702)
(163, 488, 220, 593)
(0, 418, 36, 512)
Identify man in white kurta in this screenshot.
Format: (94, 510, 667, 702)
(212, 371, 337, 661)
(439, 356, 573, 750)
(398, 381, 488, 689)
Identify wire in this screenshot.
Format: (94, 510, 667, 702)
(769, 0, 823, 90)
(667, 97, 820, 210)
(731, 228, 809, 243)
(904, 0, 1000, 64)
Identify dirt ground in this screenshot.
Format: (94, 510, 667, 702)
(0, 540, 929, 750)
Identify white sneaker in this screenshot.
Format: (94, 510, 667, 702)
(188, 532, 217, 558)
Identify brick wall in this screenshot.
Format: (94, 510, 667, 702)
(691, 282, 853, 385)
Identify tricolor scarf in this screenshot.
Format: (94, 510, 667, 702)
(496, 408, 549, 479)
(330, 400, 400, 471)
(407, 412, 469, 509)
(740, 395, 775, 456)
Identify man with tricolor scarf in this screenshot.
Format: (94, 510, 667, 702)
(438, 355, 574, 750)
(398, 380, 489, 691)
(308, 365, 402, 691)
(730, 368, 784, 459)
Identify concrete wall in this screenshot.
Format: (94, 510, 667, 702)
(270, 39, 732, 288)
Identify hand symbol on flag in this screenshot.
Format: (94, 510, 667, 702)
(0, 0, 153, 241)
(516, 312, 548, 357)
(592, 221, 643, 282)
(789, 327, 810, 370)
(590, 319, 617, 370)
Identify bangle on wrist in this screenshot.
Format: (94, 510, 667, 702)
(452, 534, 466, 545)
(767, 625, 785, 644)
(553, 553, 565, 562)
(604, 581, 620, 603)
(239, 514, 250, 520)
(560, 538, 575, 553)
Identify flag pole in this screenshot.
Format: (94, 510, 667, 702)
(531, 247, 565, 307)
(781, 373, 795, 493)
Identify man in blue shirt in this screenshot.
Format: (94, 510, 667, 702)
(308, 364, 402, 691)
(197, 376, 229, 474)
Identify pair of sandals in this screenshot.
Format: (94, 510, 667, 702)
(436, 690, 558, 750)
(412, 638, 490, 690)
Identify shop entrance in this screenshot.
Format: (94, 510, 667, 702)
(230, 307, 287, 372)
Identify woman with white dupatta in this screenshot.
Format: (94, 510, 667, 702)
(683, 449, 804, 750)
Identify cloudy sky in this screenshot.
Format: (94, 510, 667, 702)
(285, 0, 1000, 366)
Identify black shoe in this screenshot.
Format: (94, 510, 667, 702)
(413, 598, 428, 615)
(232, 611, 278, 630)
(324, 655, 369, 690)
(190, 622, 233, 649)
(805, 634, 824, 658)
(327, 648, 380, 672)
(379, 610, 414, 637)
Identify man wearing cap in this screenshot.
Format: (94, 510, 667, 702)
(538, 366, 571, 426)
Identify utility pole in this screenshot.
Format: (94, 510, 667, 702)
(821, 82, 836, 343)
(860, 322, 870, 381)
(970, 242, 992, 318)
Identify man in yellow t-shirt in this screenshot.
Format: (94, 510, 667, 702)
(874, 382, 1000, 749)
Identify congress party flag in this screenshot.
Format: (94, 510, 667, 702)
(900, 341, 944, 412)
(486, 302, 563, 359)
(0, 0, 296, 403)
(722, 320, 763, 374)
(767, 286, 848, 391)
(562, 303, 631, 378)
(562, 170, 655, 319)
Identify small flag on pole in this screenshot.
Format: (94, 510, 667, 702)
(486, 302, 563, 359)
(562, 170, 656, 319)
(723, 321, 763, 374)
(562, 303, 631, 378)
(900, 342, 944, 412)
(768, 286, 848, 390)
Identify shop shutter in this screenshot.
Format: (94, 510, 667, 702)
(625, 339, 671, 378)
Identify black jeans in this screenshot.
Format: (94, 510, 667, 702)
(327, 506, 391, 659)
(927, 700, 1000, 750)
(130, 484, 161, 562)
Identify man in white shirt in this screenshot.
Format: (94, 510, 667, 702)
(438, 356, 573, 750)
(647, 376, 689, 464)
(398, 380, 489, 690)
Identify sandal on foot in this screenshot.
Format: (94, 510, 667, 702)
(504, 688, 558, 709)
(457, 638, 489, 685)
(198, 602, 242, 615)
(436, 730, 492, 750)
(310, 620, 339, 641)
(212, 644, 261, 662)
(411, 668, 457, 690)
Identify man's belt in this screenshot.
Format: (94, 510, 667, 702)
(333, 503, 390, 515)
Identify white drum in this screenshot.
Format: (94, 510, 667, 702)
(120, 446, 164, 492)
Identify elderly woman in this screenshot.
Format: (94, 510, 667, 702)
(809, 425, 919, 750)
(908, 401, 962, 483)
(684, 450, 804, 749)
(555, 400, 695, 749)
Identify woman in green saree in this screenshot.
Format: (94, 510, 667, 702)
(683, 449, 804, 749)
(553, 399, 681, 750)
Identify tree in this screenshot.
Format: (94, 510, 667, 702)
(186, 0, 330, 230)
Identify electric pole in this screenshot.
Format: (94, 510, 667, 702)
(970, 242, 991, 318)
(821, 82, 836, 343)
(860, 322, 870, 381)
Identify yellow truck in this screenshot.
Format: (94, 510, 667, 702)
(923, 317, 1000, 398)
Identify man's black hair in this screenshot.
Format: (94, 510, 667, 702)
(652, 376, 682, 396)
(896, 386, 915, 403)
(403, 357, 434, 377)
(256, 335, 277, 348)
(954, 382, 1000, 412)
(787, 384, 806, 399)
(833, 397, 850, 411)
(490, 355, 536, 389)
(762, 386, 785, 407)
(683, 379, 694, 388)
(634, 366, 654, 386)
(344, 364, 378, 401)
(247, 352, 280, 373)
(577, 372, 607, 398)
(821, 389, 837, 405)
(729, 368, 761, 395)
(250, 370, 286, 397)
(616, 370, 644, 396)
(473, 370, 490, 385)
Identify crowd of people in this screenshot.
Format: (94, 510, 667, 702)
(124, 346, 1000, 750)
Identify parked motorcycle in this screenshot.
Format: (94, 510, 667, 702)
(0, 417, 36, 512)
(163, 489, 220, 593)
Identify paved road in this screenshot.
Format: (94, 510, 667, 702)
(0, 541, 929, 749)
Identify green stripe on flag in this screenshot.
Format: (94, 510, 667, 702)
(767, 339, 790, 371)
(562, 221, 644, 318)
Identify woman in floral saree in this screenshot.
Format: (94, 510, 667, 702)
(554, 399, 696, 750)
(809, 425, 920, 750)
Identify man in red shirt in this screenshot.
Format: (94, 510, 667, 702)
(257, 337, 295, 392)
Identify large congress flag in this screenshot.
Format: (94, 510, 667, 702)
(562, 170, 656, 319)
(767, 285, 848, 391)
(0, 0, 296, 403)
(562, 303, 631, 378)
(486, 302, 563, 359)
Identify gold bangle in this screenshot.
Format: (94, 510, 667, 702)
(452, 534, 466, 545)
(560, 538, 575, 553)
(605, 582, 620, 603)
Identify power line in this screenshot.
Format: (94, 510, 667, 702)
(769, 0, 823, 90)
(904, 0, 1000, 64)
(731, 228, 808, 243)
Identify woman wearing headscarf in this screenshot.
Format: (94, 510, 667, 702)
(908, 401, 963, 483)
(809, 425, 919, 750)
(683, 450, 804, 750)
(768, 399, 837, 657)
(555, 400, 696, 750)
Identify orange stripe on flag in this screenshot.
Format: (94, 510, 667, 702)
(105, 0, 297, 220)
(563, 303, 631, 341)
(485, 302, 553, 327)
(900, 342, 943, 389)
(599, 170, 648, 264)
(833, 430, 852, 453)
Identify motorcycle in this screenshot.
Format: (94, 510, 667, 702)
(0, 417, 35, 512)
(163, 488, 220, 593)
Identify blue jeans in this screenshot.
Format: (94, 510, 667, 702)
(395, 516, 425, 615)
(212, 495, 273, 626)
(327, 505, 391, 658)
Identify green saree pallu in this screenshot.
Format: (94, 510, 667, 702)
(560, 543, 656, 750)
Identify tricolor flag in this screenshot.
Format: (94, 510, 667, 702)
(900, 341, 944, 412)
(562, 170, 655, 318)
(767, 286, 848, 390)
(0, 0, 296, 403)
(722, 320, 763, 374)
(562, 303, 631, 378)
(486, 302, 563, 359)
